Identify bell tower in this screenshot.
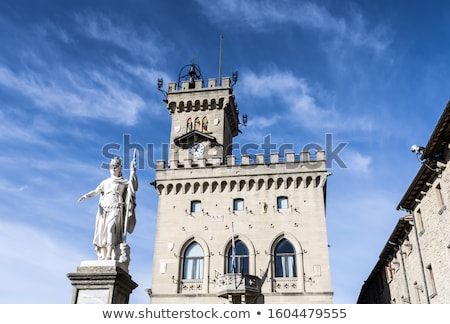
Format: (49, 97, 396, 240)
(164, 63, 239, 168)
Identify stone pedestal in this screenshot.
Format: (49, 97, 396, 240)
(67, 260, 138, 304)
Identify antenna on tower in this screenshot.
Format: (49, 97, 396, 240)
(218, 35, 223, 86)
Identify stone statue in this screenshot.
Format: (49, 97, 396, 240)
(78, 152, 138, 264)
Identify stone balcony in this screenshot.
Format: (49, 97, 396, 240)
(216, 273, 261, 298)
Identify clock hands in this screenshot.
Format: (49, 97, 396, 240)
(189, 143, 204, 157)
(189, 143, 205, 157)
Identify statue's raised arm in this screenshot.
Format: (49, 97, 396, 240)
(78, 155, 138, 265)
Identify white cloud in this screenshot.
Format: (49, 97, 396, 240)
(73, 12, 171, 64)
(247, 115, 280, 129)
(239, 69, 373, 133)
(0, 64, 146, 125)
(238, 69, 302, 98)
(0, 182, 28, 193)
(0, 219, 88, 303)
(341, 149, 373, 174)
(0, 220, 76, 270)
(0, 110, 51, 146)
(0, 12, 172, 126)
(195, 0, 391, 53)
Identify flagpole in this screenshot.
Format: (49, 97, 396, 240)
(231, 221, 236, 272)
(218, 35, 223, 86)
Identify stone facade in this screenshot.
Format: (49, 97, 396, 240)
(358, 101, 450, 304)
(149, 66, 333, 304)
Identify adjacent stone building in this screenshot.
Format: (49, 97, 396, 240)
(149, 65, 333, 304)
(358, 101, 450, 304)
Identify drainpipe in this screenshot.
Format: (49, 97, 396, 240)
(399, 248, 411, 303)
(400, 209, 430, 303)
(388, 240, 410, 303)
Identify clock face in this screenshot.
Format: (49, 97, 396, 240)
(188, 142, 205, 158)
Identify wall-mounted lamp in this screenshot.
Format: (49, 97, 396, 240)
(242, 114, 247, 126)
(411, 144, 447, 173)
(411, 144, 425, 156)
(157, 77, 168, 100)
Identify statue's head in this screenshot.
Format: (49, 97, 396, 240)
(109, 156, 122, 177)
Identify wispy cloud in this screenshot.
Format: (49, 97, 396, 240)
(0, 182, 28, 193)
(0, 64, 146, 125)
(73, 12, 172, 64)
(239, 69, 373, 133)
(341, 149, 373, 174)
(195, 0, 391, 53)
(0, 12, 170, 126)
(0, 219, 89, 303)
(0, 109, 51, 146)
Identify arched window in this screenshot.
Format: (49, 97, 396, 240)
(274, 239, 296, 277)
(233, 198, 244, 211)
(277, 196, 289, 209)
(182, 242, 204, 279)
(186, 118, 193, 132)
(202, 116, 208, 132)
(194, 117, 201, 131)
(227, 240, 249, 274)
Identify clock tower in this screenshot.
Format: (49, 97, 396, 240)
(165, 63, 239, 168)
(150, 63, 333, 304)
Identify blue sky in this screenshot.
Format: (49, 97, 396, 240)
(1, 0, 450, 304)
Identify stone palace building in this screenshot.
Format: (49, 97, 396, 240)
(148, 64, 333, 304)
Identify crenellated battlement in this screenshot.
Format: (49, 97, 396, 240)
(227, 150, 325, 166)
(168, 77, 231, 93)
(153, 150, 327, 196)
(156, 149, 325, 171)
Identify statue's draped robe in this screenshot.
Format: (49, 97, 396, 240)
(94, 173, 138, 251)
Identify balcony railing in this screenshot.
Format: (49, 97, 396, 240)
(179, 279, 203, 294)
(272, 278, 299, 292)
(216, 273, 261, 298)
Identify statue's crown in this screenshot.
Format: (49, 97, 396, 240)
(110, 156, 122, 167)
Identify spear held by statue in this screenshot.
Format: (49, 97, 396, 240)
(123, 148, 138, 243)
